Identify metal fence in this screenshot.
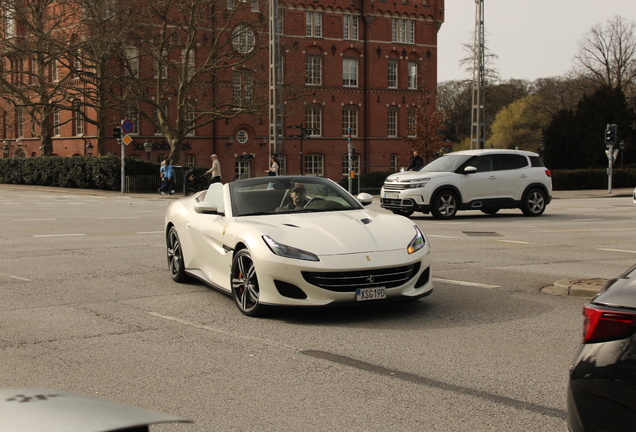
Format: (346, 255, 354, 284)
(125, 166, 185, 193)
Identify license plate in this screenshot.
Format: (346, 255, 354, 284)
(384, 192, 399, 199)
(356, 287, 386, 301)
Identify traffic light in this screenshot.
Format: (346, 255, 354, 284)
(350, 147, 356, 160)
(605, 124, 618, 146)
(113, 127, 122, 139)
(347, 127, 351, 140)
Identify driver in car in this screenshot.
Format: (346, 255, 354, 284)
(280, 183, 309, 210)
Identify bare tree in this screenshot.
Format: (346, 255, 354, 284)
(112, 0, 269, 164)
(0, 0, 79, 156)
(404, 91, 448, 163)
(574, 16, 636, 93)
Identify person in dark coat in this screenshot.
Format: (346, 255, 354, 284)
(406, 150, 424, 171)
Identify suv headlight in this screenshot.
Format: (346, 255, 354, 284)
(408, 178, 430, 188)
(407, 226, 426, 254)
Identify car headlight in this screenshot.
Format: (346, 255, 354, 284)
(409, 178, 430, 188)
(407, 226, 426, 254)
(263, 235, 320, 261)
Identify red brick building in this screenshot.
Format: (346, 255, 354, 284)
(1, 0, 445, 183)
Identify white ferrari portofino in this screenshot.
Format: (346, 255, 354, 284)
(164, 176, 433, 316)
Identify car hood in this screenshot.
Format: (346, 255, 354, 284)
(385, 170, 453, 182)
(236, 210, 418, 256)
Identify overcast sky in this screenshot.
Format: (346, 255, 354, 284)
(437, 0, 636, 82)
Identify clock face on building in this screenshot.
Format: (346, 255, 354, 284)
(232, 25, 255, 54)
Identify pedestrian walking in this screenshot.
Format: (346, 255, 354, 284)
(265, 156, 279, 176)
(406, 150, 424, 171)
(159, 158, 174, 195)
(205, 154, 221, 184)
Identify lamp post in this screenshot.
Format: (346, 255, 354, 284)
(143, 139, 153, 160)
(86, 141, 94, 156)
(620, 140, 625, 169)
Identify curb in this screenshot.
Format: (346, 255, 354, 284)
(542, 278, 607, 298)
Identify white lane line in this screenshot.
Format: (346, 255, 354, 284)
(0, 272, 32, 281)
(14, 218, 56, 221)
(3, 203, 22, 205)
(137, 231, 163, 234)
(498, 240, 532, 244)
(599, 248, 636, 254)
(33, 234, 85, 237)
(147, 312, 298, 351)
(432, 278, 500, 289)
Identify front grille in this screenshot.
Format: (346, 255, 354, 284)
(302, 262, 421, 292)
(383, 183, 409, 190)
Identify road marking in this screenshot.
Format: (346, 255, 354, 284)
(432, 278, 499, 289)
(599, 248, 636, 254)
(498, 240, 531, 244)
(99, 217, 139, 219)
(0, 272, 32, 281)
(147, 312, 298, 350)
(137, 231, 163, 234)
(14, 218, 56, 221)
(33, 234, 85, 237)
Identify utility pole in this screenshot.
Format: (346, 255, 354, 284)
(269, 0, 284, 169)
(470, 0, 486, 150)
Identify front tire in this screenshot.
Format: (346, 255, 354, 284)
(391, 209, 414, 217)
(431, 191, 458, 220)
(167, 226, 188, 282)
(231, 249, 267, 317)
(522, 188, 547, 216)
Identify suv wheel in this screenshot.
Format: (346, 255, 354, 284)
(522, 188, 546, 216)
(431, 191, 458, 220)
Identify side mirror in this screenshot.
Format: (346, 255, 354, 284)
(464, 166, 477, 174)
(356, 193, 373, 206)
(194, 202, 219, 214)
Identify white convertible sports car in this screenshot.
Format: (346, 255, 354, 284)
(164, 176, 432, 317)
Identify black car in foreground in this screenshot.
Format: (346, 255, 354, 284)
(568, 263, 636, 431)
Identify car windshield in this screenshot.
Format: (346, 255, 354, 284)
(418, 154, 473, 172)
(229, 176, 364, 216)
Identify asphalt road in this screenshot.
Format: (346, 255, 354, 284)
(1, 185, 634, 432)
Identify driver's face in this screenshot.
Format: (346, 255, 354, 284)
(291, 190, 306, 205)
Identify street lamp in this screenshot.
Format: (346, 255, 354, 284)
(620, 140, 625, 169)
(86, 141, 94, 156)
(143, 139, 153, 160)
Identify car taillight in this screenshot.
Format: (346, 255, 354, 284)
(583, 304, 636, 343)
(544, 169, 551, 177)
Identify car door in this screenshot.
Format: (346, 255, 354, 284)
(459, 155, 498, 204)
(494, 153, 532, 201)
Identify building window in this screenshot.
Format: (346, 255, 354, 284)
(388, 109, 398, 137)
(125, 46, 139, 77)
(233, 71, 253, 108)
(128, 110, 140, 135)
(392, 18, 415, 44)
(388, 60, 398, 88)
(184, 155, 195, 168)
(53, 109, 60, 136)
(305, 56, 321, 85)
(343, 14, 358, 40)
(232, 25, 256, 54)
(185, 103, 195, 136)
(72, 102, 83, 136)
(5, 7, 15, 38)
(277, 8, 284, 35)
(408, 61, 417, 89)
(342, 153, 360, 176)
(390, 153, 398, 171)
(16, 107, 23, 137)
(237, 130, 248, 143)
(305, 106, 321, 136)
(235, 160, 251, 179)
(407, 108, 416, 137)
(305, 154, 324, 176)
(343, 58, 358, 87)
(51, 60, 58, 82)
(342, 108, 357, 136)
(251, 0, 259, 12)
(154, 49, 168, 79)
(306, 11, 322, 37)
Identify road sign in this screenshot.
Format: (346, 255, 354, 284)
(121, 119, 133, 134)
(288, 134, 302, 138)
(122, 134, 133, 146)
(287, 125, 301, 129)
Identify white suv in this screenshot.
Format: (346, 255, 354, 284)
(380, 149, 552, 219)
